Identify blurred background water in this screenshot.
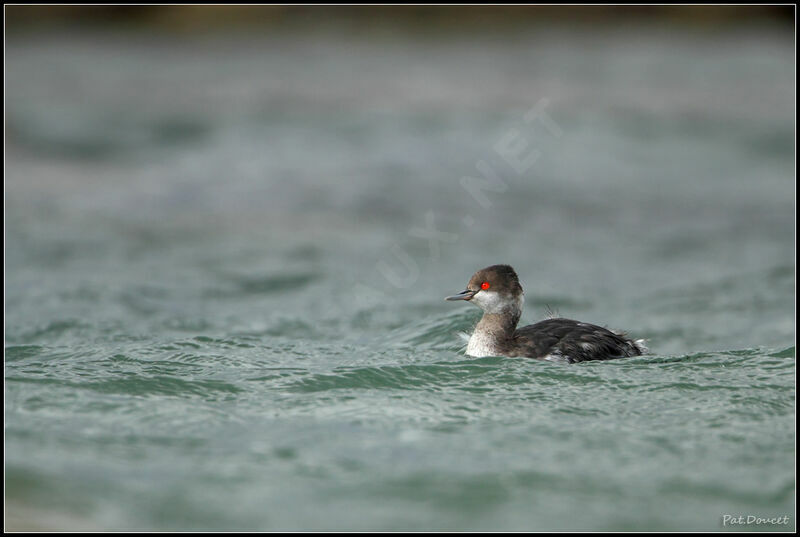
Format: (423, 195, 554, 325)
(4, 6, 795, 531)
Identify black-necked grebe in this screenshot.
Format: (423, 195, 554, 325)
(445, 264, 647, 362)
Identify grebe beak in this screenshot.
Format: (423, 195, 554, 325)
(445, 289, 477, 301)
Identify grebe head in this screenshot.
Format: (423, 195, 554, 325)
(445, 264, 524, 314)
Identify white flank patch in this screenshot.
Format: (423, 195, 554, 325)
(543, 351, 570, 363)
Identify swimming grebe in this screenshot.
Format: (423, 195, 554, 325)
(445, 264, 647, 362)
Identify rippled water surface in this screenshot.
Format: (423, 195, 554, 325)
(5, 27, 796, 530)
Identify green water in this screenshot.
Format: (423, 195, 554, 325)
(5, 27, 795, 531)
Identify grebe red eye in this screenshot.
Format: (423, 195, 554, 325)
(481, 282, 490, 290)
